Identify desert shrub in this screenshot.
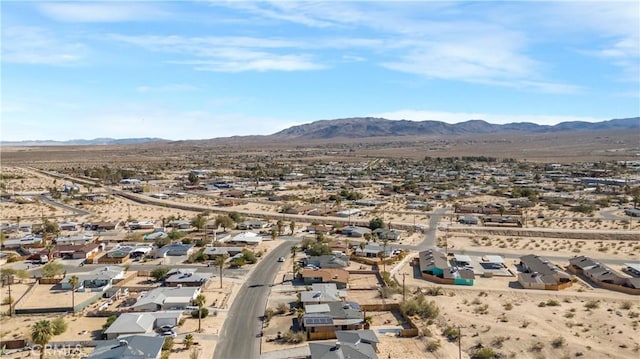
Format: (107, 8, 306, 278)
(546, 299, 560, 306)
(442, 326, 460, 342)
(264, 308, 275, 322)
(281, 330, 305, 343)
(425, 340, 441, 352)
(474, 304, 489, 315)
(529, 341, 545, 352)
(503, 302, 513, 310)
(551, 336, 566, 348)
(491, 336, 508, 348)
(400, 294, 439, 319)
(472, 347, 496, 359)
(276, 303, 288, 315)
(585, 300, 600, 310)
(162, 337, 174, 351)
(102, 315, 117, 331)
(2, 296, 13, 305)
(620, 301, 632, 310)
(425, 286, 445, 296)
(190, 308, 209, 319)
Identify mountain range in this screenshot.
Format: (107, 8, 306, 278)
(1, 117, 638, 146)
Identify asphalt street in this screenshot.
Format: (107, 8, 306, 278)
(213, 239, 295, 359)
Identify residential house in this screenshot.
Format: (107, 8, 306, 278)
(340, 226, 371, 238)
(306, 224, 333, 235)
(306, 253, 350, 269)
(164, 268, 211, 287)
(61, 266, 125, 293)
(237, 220, 267, 230)
(102, 311, 182, 339)
(167, 220, 191, 230)
(518, 254, 572, 290)
(87, 335, 164, 359)
(569, 256, 640, 294)
(458, 216, 479, 225)
(56, 233, 95, 246)
(129, 221, 156, 230)
(154, 243, 195, 258)
(58, 222, 79, 231)
(2, 234, 43, 249)
(336, 209, 362, 218)
(303, 301, 364, 340)
(354, 199, 387, 207)
(203, 246, 243, 259)
(52, 243, 100, 260)
(309, 332, 378, 359)
(354, 243, 392, 258)
(300, 283, 347, 305)
(130, 287, 201, 312)
(218, 232, 263, 246)
(100, 246, 135, 263)
(418, 249, 475, 286)
(85, 221, 120, 231)
(372, 228, 402, 241)
(301, 268, 350, 289)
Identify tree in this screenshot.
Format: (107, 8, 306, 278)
(31, 319, 65, 359)
(276, 220, 284, 236)
(193, 294, 206, 332)
(150, 266, 170, 282)
(290, 246, 298, 276)
(102, 315, 117, 331)
(184, 333, 194, 349)
(69, 275, 80, 312)
(369, 217, 385, 230)
(188, 172, 199, 185)
(214, 255, 228, 289)
(41, 262, 64, 278)
(381, 239, 389, 273)
(289, 220, 296, 235)
(191, 214, 206, 232)
(214, 215, 235, 232)
(270, 228, 278, 241)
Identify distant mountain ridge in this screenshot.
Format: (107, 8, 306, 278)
(272, 117, 640, 139)
(0, 137, 167, 147)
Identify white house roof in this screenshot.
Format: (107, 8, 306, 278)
(485, 255, 505, 264)
(131, 287, 200, 310)
(305, 304, 331, 314)
(453, 254, 472, 263)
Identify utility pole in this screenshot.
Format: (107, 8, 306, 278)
(4, 276, 12, 317)
(401, 273, 407, 302)
(458, 325, 462, 359)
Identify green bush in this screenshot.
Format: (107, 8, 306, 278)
(190, 308, 209, 319)
(400, 294, 439, 319)
(472, 347, 496, 359)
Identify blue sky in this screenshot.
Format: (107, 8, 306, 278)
(2, 1, 639, 141)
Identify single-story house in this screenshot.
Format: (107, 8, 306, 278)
(58, 222, 79, 231)
(518, 254, 572, 290)
(154, 243, 195, 257)
(336, 209, 362, 218)
(54, 243, 100, 260)
(164, 268, 212, 287)
(56, 233, 95, 246)
(303, 301, 364, 340)
(130, 287, 200, 312)
(100, 246, 135, 263)
(103, 311, 182, 339)
(306, 253, 350, 269)
(302, 268, 350, 289)
(418, 249, 475, 286)
(87, 335, 164, 359)
(306, 225, 333, 235)
(459, 216, 479, 225)
(61, 266, 125, 292)
(237, 220, 267, 230)
(129, 221, 156, 230)
(167, 220, 191, 230)
(300, 283, 347, 305)
(309, 330, 379, 359)
(354, 243, 392, 258)
(372, 228, 402, 241)
(202, 246, 243, 258)
(218, 232, 263, 246)
(340, 226, 371, 238)
(85, 221, 120, 231)
(2, 234, 43, 248)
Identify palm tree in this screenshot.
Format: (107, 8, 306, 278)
(31, 320, 54, 359)
(184, 333, 194, 349)
(290, 246, 298, 276)
(270, 228, 278, 241)
(359, 241, 366, 255)
(276, 220, 284, 236)
(194, 294, 206, 333)
(214, 255, 228, 289)
(69, 275, 80, 312)
(289, 220, 296, 235)
(382, 239, 389, 274)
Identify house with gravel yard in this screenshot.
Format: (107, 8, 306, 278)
(103, 311, 182, 339)
(417, 249, 475, 286)
(164, 268, 212, 287)
(130, 287, 201, 312)
(309, 330, 379, 358)
(518, 254, 572, 290)
(569, 256, 640, 294)
(61, 266, 125, 292)
(301, 283, 347, 305)
(301, 268, 350, 289)
(87, 335, 164, 358)
(302, 302, 365, 340)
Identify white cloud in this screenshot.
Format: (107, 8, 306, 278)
(37, 2, 169, 23)
(1, 26, 87, 65)
(371, 110, 608, 126)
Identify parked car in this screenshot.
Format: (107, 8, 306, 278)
(158, 325, 175, 332)
(161, 331, 177, 338)
(277, 257, 285, 262)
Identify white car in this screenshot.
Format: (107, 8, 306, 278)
(161, 331, 177, 338)
(277, 257, 285, 262)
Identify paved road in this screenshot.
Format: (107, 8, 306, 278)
(416, 207, 448, 250)
(213, 240, 295, 359)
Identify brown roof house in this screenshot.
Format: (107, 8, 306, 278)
(302, 268, 350, 289)
(518, 254, 572, 290)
